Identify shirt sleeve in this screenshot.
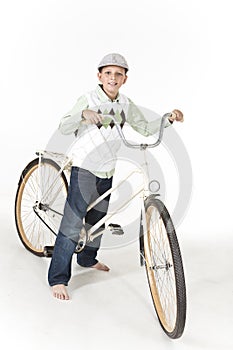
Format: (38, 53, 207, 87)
(126, 99, 171, 137)
(59, 95, 89, 135)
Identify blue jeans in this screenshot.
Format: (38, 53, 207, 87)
(48, 167, 113, 286)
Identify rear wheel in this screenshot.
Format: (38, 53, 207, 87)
(15, 158, 68, 256)
(143, 195, 186, 339)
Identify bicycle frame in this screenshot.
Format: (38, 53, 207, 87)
(85, 154, 150, 242)
(35, 113, 170, 245)
(35, 148, 152, 243)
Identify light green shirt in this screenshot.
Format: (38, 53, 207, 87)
(59, 85, 171, 178)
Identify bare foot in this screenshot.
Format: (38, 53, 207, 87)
(91, 262, 110, 271)
(52, 284, 69, 300)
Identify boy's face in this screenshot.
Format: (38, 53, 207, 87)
(97, 65, 127, 99)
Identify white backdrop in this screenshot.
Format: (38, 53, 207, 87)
(1, 0, 232, 239)
(1, 1, 233, 348)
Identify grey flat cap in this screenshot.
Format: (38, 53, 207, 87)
(98, 53, 129, 71)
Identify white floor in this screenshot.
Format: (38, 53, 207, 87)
(1, 195, 233, 350)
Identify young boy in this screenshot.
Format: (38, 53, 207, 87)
(48, 53, 183, 300)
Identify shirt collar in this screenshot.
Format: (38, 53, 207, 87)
(96, 84, 120, 103)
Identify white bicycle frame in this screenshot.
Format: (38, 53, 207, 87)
(85, 155, 149, 242)
(35, 113, 170, 244)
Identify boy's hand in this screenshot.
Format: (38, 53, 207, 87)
(82, 109, 103, 124)
(168, 109, 184, 123)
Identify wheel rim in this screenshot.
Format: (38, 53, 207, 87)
(145, 205, 177, 333)
(16, 161, 67, 254)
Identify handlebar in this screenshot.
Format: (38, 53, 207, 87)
(114, 113, 171, 149)
(81, 113, 172, 150)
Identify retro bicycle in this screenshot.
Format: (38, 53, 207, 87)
(14, 114, 186, 339)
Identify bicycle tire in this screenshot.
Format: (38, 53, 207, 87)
(15, 157, 68, 256)
(143, 195, 186, 339)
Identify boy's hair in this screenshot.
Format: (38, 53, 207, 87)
(98, 66, 128, 74)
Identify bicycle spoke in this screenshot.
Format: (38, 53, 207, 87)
(143, 198, 186, 338)
(145, 205, 177, 332)
(15, 158, 68, 255)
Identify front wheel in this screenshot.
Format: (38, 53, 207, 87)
(143, 196, 186, 339)
(15, 157, 68, 256)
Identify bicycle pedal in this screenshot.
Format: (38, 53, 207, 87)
(43, 246, 54, 257)
(107, 223, 124, 235)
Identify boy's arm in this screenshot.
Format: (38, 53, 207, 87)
(126, 100, 172, 137)
(59, 95, 89, 135)
(126, 100, 183, 136)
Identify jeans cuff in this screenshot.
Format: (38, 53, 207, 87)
(77, 258, 98, 268)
